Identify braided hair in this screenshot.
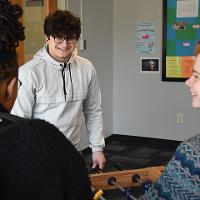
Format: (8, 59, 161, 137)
(0, 0, 25, 80)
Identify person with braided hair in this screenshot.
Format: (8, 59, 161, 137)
(0, 0, 25, 112)
(0, 1, 92, 199)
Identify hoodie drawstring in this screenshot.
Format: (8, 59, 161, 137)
(61, 63, 67, 101)
(60, 63, 74, 101)
(68, 63, 73, 101)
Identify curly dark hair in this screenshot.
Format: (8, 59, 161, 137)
(0, 0, 25, 80)
(44, 10, 81, 40)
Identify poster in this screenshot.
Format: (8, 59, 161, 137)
(136, 21, 156, 54)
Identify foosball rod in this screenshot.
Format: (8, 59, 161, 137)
(91, 186, 107, 200)
(132, 174, 152, 193)
(107, 177, 137, 200)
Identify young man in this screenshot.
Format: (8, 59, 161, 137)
(0, 1, 92, 199)
(11, 10, 106, 169)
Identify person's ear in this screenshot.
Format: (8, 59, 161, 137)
(5, 77, 17, 100)
(0, 77, 18, 112)
(45, 35, 50, 42)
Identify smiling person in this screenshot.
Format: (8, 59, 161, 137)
(11, 10, 106, 169)
(139, 52, 200, 200)
(185, 55, 200, 108)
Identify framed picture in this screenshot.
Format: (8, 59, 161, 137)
(140, 58, 160, 72)
(26, 0, 44, 7)
(162, 0, 198, 81)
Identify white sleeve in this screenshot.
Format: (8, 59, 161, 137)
(11, 66, 36, 118)
(83, 65, 105, 152)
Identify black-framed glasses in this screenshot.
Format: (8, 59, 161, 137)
(18, 79, 22, 89)
(52, 36, 77, 44)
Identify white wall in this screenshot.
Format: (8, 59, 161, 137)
(57, 0, 200, 146)
(113, 0, 200, 141)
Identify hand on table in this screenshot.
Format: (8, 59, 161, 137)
(92, 151, 106, 170)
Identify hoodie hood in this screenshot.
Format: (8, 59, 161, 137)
(33, 44, 78, 70)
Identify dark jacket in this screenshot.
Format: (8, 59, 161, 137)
(0, 112, 92, 200)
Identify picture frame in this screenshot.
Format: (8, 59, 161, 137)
(140, 58, 160, 73)
(162, 0, 198, 82)
(26, 0, 44, 7)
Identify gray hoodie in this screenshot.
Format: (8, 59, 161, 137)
(11, 44, 105, 152)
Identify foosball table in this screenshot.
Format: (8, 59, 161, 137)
(90, 165, 165, 200)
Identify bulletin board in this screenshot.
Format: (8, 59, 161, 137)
(162, 0, 200, 81)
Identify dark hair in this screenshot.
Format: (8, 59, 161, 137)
(0, 0, 25, 80)
(44, 10, 81, 40)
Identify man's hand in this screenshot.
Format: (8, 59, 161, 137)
(92, 151, 106, 170)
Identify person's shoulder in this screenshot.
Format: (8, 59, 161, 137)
(19, 47, 47, 73)
(184, 133, 200, 146)
(24, 118, 60, 133)
(0, 113, 24, 123)
(76, 55, 93, 66)
(19, 60, 44, 78)
(5, 116, 53, 131)
(75, 56, 97, 76)
(17, 118, 74, 145)
(8, 117, 59, 136)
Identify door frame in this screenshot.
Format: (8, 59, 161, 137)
(11, 0, 57, 66)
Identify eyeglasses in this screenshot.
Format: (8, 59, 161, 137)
(52, 36, 77, 44)
(18, 79, 22, 89)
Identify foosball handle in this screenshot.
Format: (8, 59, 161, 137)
(93, 189, 104, 200)
(132, 174, 140, 183)
(132, 174, 152, 193)
(107, 176, 116, 186)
